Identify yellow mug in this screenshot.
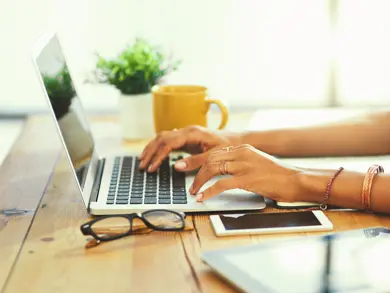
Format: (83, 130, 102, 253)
(152, 85, 229, 133)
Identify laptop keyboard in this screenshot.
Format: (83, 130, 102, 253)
(106, 156, 187, 205)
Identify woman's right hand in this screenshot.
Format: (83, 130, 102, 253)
(139, 125, 241, 172)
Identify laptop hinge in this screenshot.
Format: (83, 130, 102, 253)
(90, 158, 105, 204)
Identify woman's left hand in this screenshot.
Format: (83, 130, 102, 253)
(188, 144, 302, 202)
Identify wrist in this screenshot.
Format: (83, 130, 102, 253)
(296, 170, 329, 203)
(297, 169, 365, 210)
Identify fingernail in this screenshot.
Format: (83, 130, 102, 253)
(196, 193, 203, 202)
(189, 184, 194, 194)
(175, 161, 187, 170)
(148, 165, 153, 172)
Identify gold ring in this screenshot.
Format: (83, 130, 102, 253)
(223, 146, 233, 152)
(219, 161, 228, 175)
(219, 161, 224, 175)
(223, 161, 228, 175)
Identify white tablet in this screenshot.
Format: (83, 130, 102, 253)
(210, 210, 333, 237)
(201, 227, 390, 293)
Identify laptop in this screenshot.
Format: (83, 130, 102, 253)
(32, 31, 266, 215)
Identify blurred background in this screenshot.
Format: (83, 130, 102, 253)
(2, 0, 390, 116)
(1, 0, 390, 162)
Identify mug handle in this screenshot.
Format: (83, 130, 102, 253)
(206, 99, 229, 130)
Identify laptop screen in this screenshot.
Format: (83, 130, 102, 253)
(35, 34, 95, 190)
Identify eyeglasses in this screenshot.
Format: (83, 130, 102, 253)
(80, 209, 186, 243)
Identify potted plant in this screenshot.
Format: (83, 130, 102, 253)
(42, 64, 76, 119)
(42, 64, 94, 163)
(92, 38, 181, 140)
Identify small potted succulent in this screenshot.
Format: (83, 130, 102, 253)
(42, 64, 94, 163)
(92, 38, 181, 140)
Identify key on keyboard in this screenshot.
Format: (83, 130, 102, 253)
(106, 156, 187, 205)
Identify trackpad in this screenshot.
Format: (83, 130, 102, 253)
(198, 176, 265, 209)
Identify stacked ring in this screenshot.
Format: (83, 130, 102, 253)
(219, 161, 228, 175)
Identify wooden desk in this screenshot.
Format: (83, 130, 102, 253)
(1, 112, 390, 293)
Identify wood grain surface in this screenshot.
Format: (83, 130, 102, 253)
(0, 116, 61, 291)
(1, 113, 390, 293)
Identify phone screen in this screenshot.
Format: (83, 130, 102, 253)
(219, 212, 321, 230)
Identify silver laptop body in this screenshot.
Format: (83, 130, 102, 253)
(32, 31, 266, 215)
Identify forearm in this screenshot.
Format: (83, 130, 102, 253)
(238, 110, 390, 157)
(297, 169, 390, 214)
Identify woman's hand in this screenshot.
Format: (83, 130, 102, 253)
(139, 125, 241, 172)
(188, 144, 302, 203)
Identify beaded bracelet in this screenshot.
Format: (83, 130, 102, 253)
(362, 165, 384, 211)
(320, 167, 344, 210)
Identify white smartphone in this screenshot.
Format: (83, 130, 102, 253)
(210, 210, 333, 237)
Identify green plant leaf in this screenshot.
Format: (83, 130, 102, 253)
(42, 63, 76, 100)
(92, 38, 181, 95)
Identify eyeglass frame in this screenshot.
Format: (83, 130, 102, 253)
(80, 209, 186, 242)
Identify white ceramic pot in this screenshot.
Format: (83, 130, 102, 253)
(58, 110, 94, 163)
(118, 92, 155, 140)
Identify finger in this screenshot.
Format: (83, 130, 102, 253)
(174, 152, 209, 172)
(177, 144, 233, 172)
(191, 161, 241, 194)
(147, 143, 172, 172)
(195, 178, 238, 202)
(139, 139, 161, 169)
(139, 139, 153, 160)
(207, 148, 239, 162)
(140, 126, 208, 170)
(148, 132, 204, 171)
(207, 144, 250, 162)
(139, 132, 171, 161)
(139, 132, 179, 169)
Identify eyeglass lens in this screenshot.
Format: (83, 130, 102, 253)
(90, 217, 131, 239)
(143, 210, 183, 229)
